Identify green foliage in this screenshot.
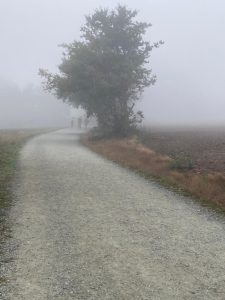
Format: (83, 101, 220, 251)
(39, 5, 163, 136)
(169, 153, 193, 171)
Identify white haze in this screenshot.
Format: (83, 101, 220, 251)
(0, 78, 70, 129)
(0, 0, 224, 128)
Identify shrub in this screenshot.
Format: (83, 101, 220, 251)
(169, 153, 193, 171)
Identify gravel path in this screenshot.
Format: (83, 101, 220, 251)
(1, 129, 225, 299)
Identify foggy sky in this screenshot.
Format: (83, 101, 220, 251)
(0, 0, 225, 127)
(0, 80, 70, 128)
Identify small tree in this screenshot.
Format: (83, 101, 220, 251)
(39, 5, 163, 136)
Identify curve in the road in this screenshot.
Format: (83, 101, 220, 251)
(2, 129, 225, 299)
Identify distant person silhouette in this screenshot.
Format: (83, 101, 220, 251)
(84, 117, 89, 129)
(71, 118, 74, 128)
(78, 117, 82, 129)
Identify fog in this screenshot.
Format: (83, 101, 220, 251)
(0, 78, 71, 129)
(0, 0, 224, 128)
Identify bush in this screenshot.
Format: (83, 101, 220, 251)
(169, 153, 193, 171)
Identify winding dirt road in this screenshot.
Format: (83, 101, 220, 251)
(1, 129, 225, 299)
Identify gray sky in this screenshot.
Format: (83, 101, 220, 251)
(0, 0, 225, 126)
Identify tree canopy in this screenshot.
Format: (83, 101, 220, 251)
(39, 5, 163, 136)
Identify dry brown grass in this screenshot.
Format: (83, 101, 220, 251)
(82, 135, 225, 211)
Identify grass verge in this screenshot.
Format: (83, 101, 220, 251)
(0, 129, 52, 283)
(0, 129, 51, 234)
(82, 134, 225, 212)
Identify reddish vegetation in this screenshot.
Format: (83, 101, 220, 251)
(82, 129, 225, 210)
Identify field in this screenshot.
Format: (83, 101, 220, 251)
(0, 129, 50, 243)
(139, 127, 225, 173)
(83, 127, 225, 211)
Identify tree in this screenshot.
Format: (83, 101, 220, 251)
(39, 5, 163, 136)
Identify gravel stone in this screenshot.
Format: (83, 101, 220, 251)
(1, 129, 225, 299)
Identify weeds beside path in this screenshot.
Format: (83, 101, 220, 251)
(82, 134, 225, 212)
(0, 129, 52, 239)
